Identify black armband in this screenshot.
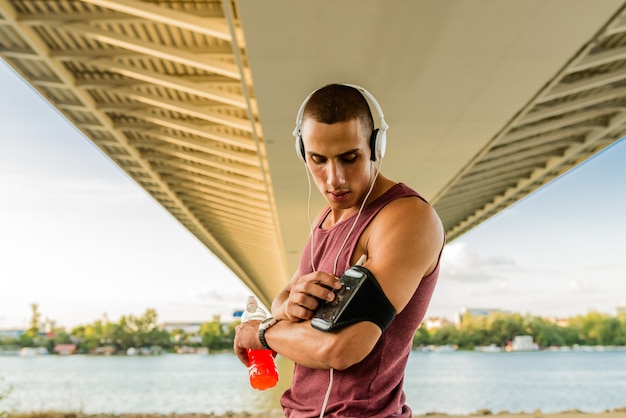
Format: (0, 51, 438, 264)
(311, 265, 396, 333)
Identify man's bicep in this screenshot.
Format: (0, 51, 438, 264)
(365, 200, 442, 313)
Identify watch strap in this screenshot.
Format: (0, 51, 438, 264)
(258, 317, 277, 351)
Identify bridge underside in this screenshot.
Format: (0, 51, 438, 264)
(1, 0, 625, 307)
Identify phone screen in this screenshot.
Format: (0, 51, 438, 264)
(311, 267, 367, 331)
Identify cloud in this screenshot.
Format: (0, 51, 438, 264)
(439, 241, 517, 283)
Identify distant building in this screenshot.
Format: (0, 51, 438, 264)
(162, 322, 203, 334)
(43, 318, 56, 333)
(161, 314, 226, 334)
(0, 329, 24, 340)
(424, 317, 451, 330)
(455, 307, 511, 326)
(53, 344, 77, 355)
(545, 316, 570, 327)
(507, 335, 539, 352)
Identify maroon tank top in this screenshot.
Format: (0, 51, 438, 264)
(281, 183, 442, 417)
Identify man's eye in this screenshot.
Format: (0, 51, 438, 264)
(311, 156, 326, 164)
(342, 154, 357, 163)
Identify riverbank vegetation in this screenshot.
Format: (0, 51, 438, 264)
(1, 304, 625, 354)
(413, 310, 626, 350)
(0, 304, 236, 354)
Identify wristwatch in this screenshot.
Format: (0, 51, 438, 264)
(258, 317, 278, 350)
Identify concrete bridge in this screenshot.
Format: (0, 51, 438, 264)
(1, 0, 625, 307)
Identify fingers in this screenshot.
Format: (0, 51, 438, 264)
(314, 272, 343, 293)
(234, 346, 249, 367)
(233, 321, 262, 366)
(284, 272, 341, 320)
(284, 300, 315, 321)
(297, 271, 341, 300)
(233, 324, 248, 366)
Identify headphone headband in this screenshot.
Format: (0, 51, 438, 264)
(292, 83, 388, 161)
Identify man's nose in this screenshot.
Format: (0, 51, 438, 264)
(326, 161, 345, 187)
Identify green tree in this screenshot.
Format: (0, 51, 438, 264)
(114, 309, 170, 351)
(43, 327, 73, 353)
(615, 315, 626, 345)
(430, 323, 461, 347)
(223, 320, 238, 345)
(72, 319, 110, 353)
(169, 328, 189, 345)
(573, 311, 612, 345)
(487, 313, 524, 346)
(412, 323, 431, 348)
(17, 333, 34, 348)
(525, 316, 568, 347)
(19, 303, 43, 347)
(455, 313, 490, 349)
(414, 310, 626, 350)
(200, 320, 234, 351)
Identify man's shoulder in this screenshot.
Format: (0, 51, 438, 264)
(377, 186, 442, 232)
(380, 182, 432, 210)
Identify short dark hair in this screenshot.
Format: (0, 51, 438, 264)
(303, 84, 374, 139)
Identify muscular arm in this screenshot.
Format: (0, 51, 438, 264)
(234, 194, 444, 370)
(361, 196, 444, 314)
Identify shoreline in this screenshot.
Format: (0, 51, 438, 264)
(6, 408, 626, 418)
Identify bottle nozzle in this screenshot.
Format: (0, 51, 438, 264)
(246, 296, 258, 313)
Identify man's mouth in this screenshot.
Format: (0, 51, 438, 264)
(328, 190, 350, 200)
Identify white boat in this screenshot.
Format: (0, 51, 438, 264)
(433, 344, 458, 353)
(509, 335, 539, 352)
(19, 347, 48, 357)
(475, 344, 502, 353)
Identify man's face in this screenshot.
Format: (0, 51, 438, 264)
(301, 118, 373, 210)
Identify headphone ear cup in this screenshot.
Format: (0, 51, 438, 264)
(377, 129, 387, 160)
(369, 129, 379, 161)
(369, 129, 387, 161)
(296, 135, 305, 161)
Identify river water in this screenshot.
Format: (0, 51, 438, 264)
(1, 350, 625, 415)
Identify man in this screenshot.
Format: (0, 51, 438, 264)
(234, 83, 445, 417)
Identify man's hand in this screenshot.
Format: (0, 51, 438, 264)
(233, 319, 263, 366)
(275, 271, 341, 322)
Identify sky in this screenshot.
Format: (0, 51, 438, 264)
(1, 59, 625, 330)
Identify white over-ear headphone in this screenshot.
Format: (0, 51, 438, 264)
(292, 83, 389, 162)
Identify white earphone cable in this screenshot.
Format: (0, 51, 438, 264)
(304, 159, 382, 418)
(331, 159, 381, 275)
(304, 162, 316, 273)
(319, 367, 334, 418)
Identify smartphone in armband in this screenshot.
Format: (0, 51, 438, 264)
(311, 266, 368, 332)
(311, 261, 397, 333)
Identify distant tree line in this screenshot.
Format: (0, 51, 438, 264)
(0, 304, 237, 354)
(413, 311, 626, 350)
(3, 305, 626, 354)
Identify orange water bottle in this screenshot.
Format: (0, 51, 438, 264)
(242, 296, 279, 390)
